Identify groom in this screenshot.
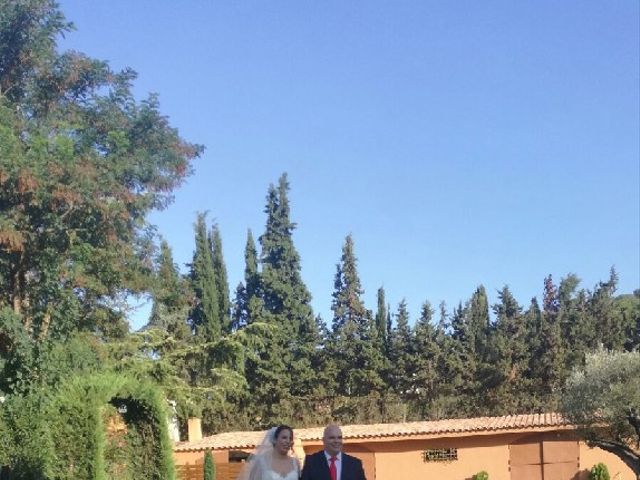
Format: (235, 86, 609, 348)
(300, 424, 366, 480)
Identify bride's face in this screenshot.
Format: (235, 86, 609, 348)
(274, 429, 293, 455)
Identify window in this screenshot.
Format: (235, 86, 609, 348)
(422, 448, 458, 462)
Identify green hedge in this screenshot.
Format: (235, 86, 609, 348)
(2, 372, 175, 479)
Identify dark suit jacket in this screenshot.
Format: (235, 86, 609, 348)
(300, 451, 366, 480)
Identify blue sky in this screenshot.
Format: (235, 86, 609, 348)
(58, 1, 639, 329)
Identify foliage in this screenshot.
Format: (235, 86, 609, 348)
(561, 349, 640, 476)
(204, 451, 215, 480)
(211, 224, 231, 333)
(328, 235, 385, 397)
(1, 0, 639, 444)
(50, 372, 176, 480)
(589, 463, 610, 480)
(0, 0, 200, 345)
(189, 213, 221, 342)
(0, 372, 175, 479)
(472, 471, 489, 480)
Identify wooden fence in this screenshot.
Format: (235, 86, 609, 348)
(176, 462, 244, 480)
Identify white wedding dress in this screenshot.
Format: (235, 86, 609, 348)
(252, 455, 300, 480)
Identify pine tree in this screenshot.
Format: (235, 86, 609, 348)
(210, 224, 231, 333)
(448, 301, 477, 413)
(259, 174, 313, 332)
(329, 235, 385, 396)
(432, 302, 463, 418)
(249, 174, 315, 421)
(147, 240, 190, 339)
(412, 301, 441, 416)
(534, 275, 566, 403)
(485, 286, 527, 414)
(189, 213, 220, 342)
(558, 275, 594, 368)
(387, 299, 414, 398)
(588, 268, 625, 350)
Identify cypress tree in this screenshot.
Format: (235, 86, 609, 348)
(375, 287, 388, 352)
(244, 229, 263, 324)
(534, 275, 566, 402)
(231, 230, 262, 331)
(210, 224, 231, 333)
(189, 213, 220, 342)
(231, 282, 247, 331)
(203, 450, 215, 480)
(467, 286, 490, 360)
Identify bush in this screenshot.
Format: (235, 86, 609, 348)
(472, 471, 489, 480)
(589, 463, 610, 480)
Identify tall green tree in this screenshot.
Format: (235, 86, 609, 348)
(148, 240, 190, 340)
(259, 174, 313, 331)
(231, 230, 261, 331)
(210, 224, 231, 333)
(189, 214, 220, 342)
(244, 229, 263, 325)
(484, 286, 527, 414)
(329, 234, 385, 396)
(588, 268, 626, 351)
(387, 299, 413, 397)
(534, 275, 567, 402)
(375, 287, 388, 350)
(249, 175, 315, 420)
(412, 301, 441, 415)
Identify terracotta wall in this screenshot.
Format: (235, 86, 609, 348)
(174, 432, 636, 480)
(174, 449, 228, 466)
(371, 435, 514, 480)
(579, 444, 633, 480)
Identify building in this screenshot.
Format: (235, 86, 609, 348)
(174, 413, 634, 480)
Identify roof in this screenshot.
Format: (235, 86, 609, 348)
(174, 413, 571, 452)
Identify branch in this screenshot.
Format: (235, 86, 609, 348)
(586, 438, 640, 478)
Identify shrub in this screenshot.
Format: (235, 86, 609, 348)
(204, 451, 216, 480)
(589, 463, 610, 480)
(473, 471, 489, 480)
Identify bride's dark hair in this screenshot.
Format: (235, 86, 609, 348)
(272, 424, 293, 444)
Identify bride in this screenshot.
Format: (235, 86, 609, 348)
(239, 425, 301, 480)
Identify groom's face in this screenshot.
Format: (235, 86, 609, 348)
(323, 425, 343, 456)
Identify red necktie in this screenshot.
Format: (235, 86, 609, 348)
(329, 456, 337, 480)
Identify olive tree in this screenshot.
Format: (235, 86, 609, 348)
(561, 349, 640, 478)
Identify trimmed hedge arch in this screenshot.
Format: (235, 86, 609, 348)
(49, 372, 176, 480)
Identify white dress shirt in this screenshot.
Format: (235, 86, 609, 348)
(324, 451, 342, 480)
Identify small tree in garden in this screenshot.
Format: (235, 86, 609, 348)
(204, 451, 216, 480)
(589, 463, 610, 480)
(472, 471, 489, 480)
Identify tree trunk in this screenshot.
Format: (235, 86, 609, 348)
(588, 439, 640, 479)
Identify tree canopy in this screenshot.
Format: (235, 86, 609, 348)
(561, 349, 640, 477)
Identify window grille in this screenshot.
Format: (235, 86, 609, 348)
(422, 448, 458, 462)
